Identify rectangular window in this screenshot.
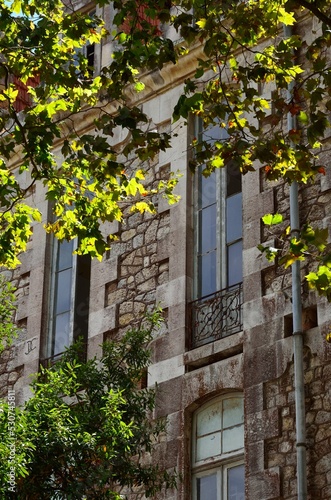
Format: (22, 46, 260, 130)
(47, 239, 91, 361)
(74, 41, 95, 77)
(197, 472, 217, 500)
(74, 9, 96, 77)
(227, 464, 245, 500)
(190, 122, 243, 348)
(195, 122, 242, 296)
(195, 464, 244, 500)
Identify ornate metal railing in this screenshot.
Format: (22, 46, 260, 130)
(190, 283, 243, 349)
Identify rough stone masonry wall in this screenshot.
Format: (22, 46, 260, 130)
(261, 173, 331, 301)
(265, 346, 331, 500)
(0, 183, 54, 404)
(105, 209, 170, 331)
(104, 163, 171, 339)
(244, 153, 331, 499)
(0, 269, 30, 398)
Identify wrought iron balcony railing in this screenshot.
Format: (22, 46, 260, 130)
(189, 283, 243, 349)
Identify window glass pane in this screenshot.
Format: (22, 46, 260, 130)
(198, 251, 217, 297)
(53, 311, 71, 355)
(199, 204, 217, 254)
(73, 254, 91, 343)
(196, 433, 221, 461)
(197, 402, 222, 436)
(223, 398, 244, 428)
(54, 269, 72, 314)
(199, 170, 217, 208)
(226, 193, 242, 243)
(203, 124, 223, 143)
(227, 464, 245, 500)
(86, 42, 95, 67)
(197, 473, 217, 500)
(223, 425, 244, 453)
(57, 240, 74, 271)
(227, 163, 242, 197)
(227, 241, 243, 287)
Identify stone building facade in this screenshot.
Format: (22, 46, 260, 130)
(1, 3, 331, 500)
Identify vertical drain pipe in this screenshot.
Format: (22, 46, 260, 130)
(290, 181, 308, 500)
(284, 24, 308, 499)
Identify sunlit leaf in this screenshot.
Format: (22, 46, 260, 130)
(262, 213, 283, 226)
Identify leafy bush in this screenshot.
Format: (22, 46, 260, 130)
(0, 310, 177, 499)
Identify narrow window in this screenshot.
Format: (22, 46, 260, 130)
(74, 9, 96, 77)
(47, 239, 91, 361)
(191, 121, 243, 348)
(192, 395, 245, 500)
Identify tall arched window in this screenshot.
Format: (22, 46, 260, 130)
(192, 394, 244, 500)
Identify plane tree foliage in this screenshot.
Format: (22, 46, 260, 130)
(1, 0, 331, 295)
(5, 0, 331, 496)
(0, 0, 178, 268)
(0, 310, 176, 498)
(0, 274, 18, 353)
(167, 0, 331, 299)
(2, 0, 331, 294)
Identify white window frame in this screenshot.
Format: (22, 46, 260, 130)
(192, 460, 245, 500)
(47, 238, 78, 359)
(192, 394, 245, 500)
(193, 120, 243, 301)
(193, 161, 226, 299)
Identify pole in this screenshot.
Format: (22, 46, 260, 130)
(284, 23, 308, 499)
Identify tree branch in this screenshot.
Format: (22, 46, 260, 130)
(296, 0, 331, 28)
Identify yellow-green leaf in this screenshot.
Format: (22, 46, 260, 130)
(278, 8, 295, 26)
(262, 213, 283, 226)
(134, 82, 145, 93)
(12, 0, 21, 14)
(196, 18, 207, 29)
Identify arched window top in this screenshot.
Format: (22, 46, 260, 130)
(193, 394, 244, 466)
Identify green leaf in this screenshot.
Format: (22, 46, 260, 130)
(262, 213, 283, 226)
(134, 82, 145, 92)
(32, 210, 42, 223)
(195, 18, 206, 29)
(278, 8, 295, 26)
(298, 111, 308, 124)
(12, 0, 21, 14)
